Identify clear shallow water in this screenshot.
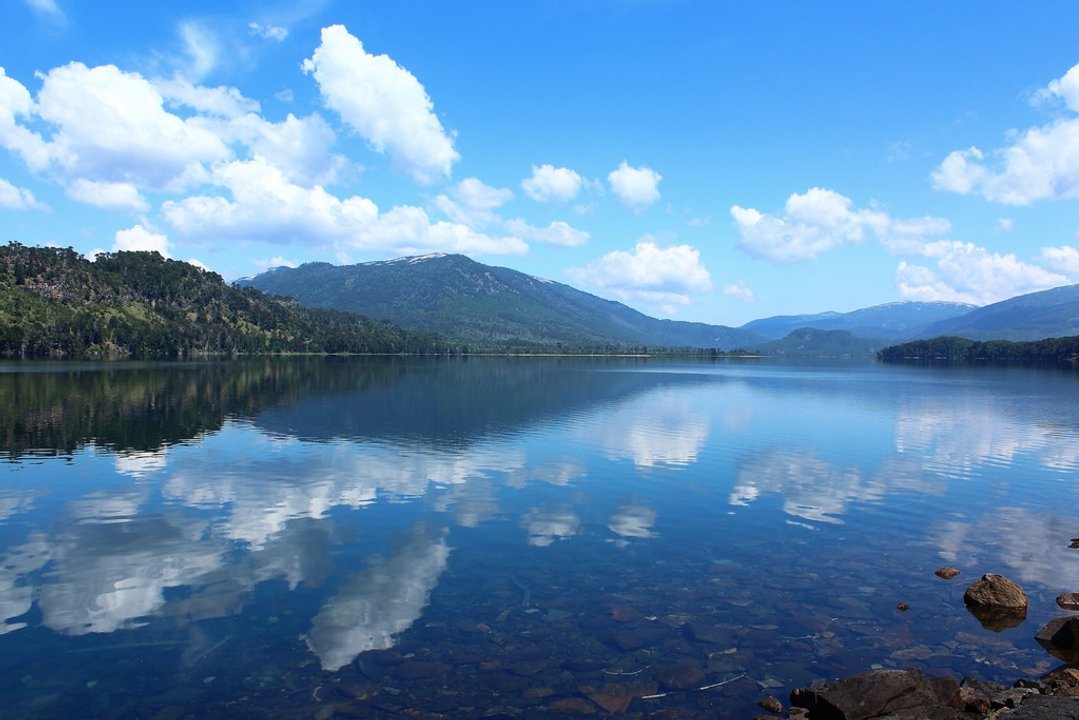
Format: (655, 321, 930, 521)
(1, 357, 1078, 718)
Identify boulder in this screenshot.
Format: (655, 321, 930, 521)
(963, 574, 1028, 631)
(1057, 592, 1079, 611)
(789, 668, 960, 720)
(934, 567, 960, 580)
(1037, 617, 1079, 664)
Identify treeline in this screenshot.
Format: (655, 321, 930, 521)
(0, 243, 449, 358)
(877, 335, 1079, 365)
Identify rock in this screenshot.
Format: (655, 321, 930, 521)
(608, 623, 666, 651)
(1069, 538, 1079, 549)
(1057, 593, 1079, 611)
(934, 567, 960, 580)
(963, 574, 1028, 631)
(580, 679, 658, 713)
(896, 602, 910, 611)
(1043, 666, 1079, 691)
(1005, 694, 1079, 719)
(1037, 617, 1079, 664)
(963, 573, 1028, 609)
(653, 660, 705, 690)
(789, 668, 959, 720)
(759, 695, 784, 713)
(547, 698, 597, 715)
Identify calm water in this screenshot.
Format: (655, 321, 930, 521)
(1, 357, 1078, 718)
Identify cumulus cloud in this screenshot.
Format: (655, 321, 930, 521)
(66, 179, 148, 213)
(521, 164, 584, 203)
(156, 76, 260, 118)
(723, 281, 756, 302)
(567, 239, 711, 313)
(248, 22, 288, 41)
(433, 177, 513, 226)
(732, 187, 952, 262)
(1038, 245, 1079, 276)
(607, 161, 661, 211)
(931, 60, 1079, 205)
(32, 62, 230, 188)
(302, 24, 458, 184)
(0, 178, 47, 210)
(113, 225, 171, 257)
(895, 240, 1066, 305)
(220, 112, 345, 186)
(163, 158, 526, 256)
(0, 67, 50, 170)
(504, 218, 588, 247)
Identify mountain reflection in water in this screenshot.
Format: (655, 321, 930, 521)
(0, 358, 1078, 718)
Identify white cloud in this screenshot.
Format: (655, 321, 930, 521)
(24, 0, 65, 23)
(221, 112, 345, 186)
(1039, 245, 1079, 276)
(607, 161, 661, 211)
(302, 24, 458, 184)
(66, 179, 148, 213)
(567, 239, 711, 312)
(723, 281, 756, 302)
(0, 67, 50, 171)
(896, 240, 1066, 305)
(504, 218, 588, 247)
(248, 22, 288, 41)
(0, 178, 47, 210)
(113, 224, 171, 257)
(254, 256, 299, 272)
(178, 21, 220, 81)
(997, 218, 1014, 232)
(163, 158, 526, 256)
(433, 177, 512, 226)
(521, 164, 583, 203)
(156, 76, 260, 118)
(33, 62, 230, 188)
(932, 61, 1079, 205)
(732, 187, 951, 262)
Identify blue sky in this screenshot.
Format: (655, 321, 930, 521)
(3, 1, 1079, 326)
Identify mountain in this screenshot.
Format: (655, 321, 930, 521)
(742, 301, 977, 341)
(242, 254, 763, 350)
(919, 283, 1079, 341)
(0, 243, 437, 359)
(751, 329, 885, 357)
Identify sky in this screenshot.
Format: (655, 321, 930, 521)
(3, 1, 1079, 326)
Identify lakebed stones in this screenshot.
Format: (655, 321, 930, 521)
(935, 566, 961, 580)
(963, 573, 1028, 632)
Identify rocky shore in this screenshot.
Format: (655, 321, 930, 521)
(778, 573, 1079, 719)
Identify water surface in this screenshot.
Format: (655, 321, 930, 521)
(1, 357, 1078, 718)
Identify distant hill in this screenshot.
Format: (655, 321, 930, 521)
(0, 243, 437, 358)
(242, 254, 763, 350)
(742, 301, 976, 341)
(751, 328, 884, 357)
(920, 283, 1079, 341)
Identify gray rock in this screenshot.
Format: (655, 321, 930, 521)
(1005, 694, 1079, 719)
(1037, 617, 1079, 664)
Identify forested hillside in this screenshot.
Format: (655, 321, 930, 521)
(0, 243, 440, 358)
(877, 335, 1079, 365)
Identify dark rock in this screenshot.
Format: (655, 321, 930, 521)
(392, 661, 451, 681)
(1069, 538, 1079, 549)
(1058, 593, 1079, 611)
(608, 623, 666, 651)
(1044, 666, 1079, 691)
(1038, 617, 1079, 664)
(579, 679, 658, 713)
(546, 698, 597, 715)
(935, 567, 961, 580)
(654, 660, 705, 690)
(789, 668, 959, 720)
(1006, 694, 1079, 719)
(896, 602, 910, 612)
(684, 621, 732, 645)
(759, 694, 784, 713)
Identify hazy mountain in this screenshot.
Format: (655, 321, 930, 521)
(751, 329, 885, 357)
(742, 301, 977, 341)
(919, 283, 1079, 341)
(242, 254, 762, 350)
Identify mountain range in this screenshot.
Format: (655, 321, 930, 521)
(245, 253, 1061, 353)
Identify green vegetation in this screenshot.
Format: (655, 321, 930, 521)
(0, 243, 445, 358)
(877, 335, 1079, 365)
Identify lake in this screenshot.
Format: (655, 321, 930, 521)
(1, 357, 1078, 718)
